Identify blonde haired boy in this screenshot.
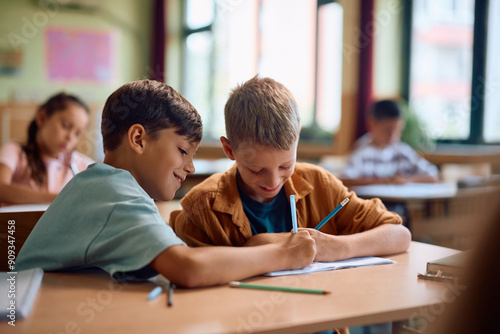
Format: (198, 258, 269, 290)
(172, 76, 411, 262)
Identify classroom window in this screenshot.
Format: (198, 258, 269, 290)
(483, 0, 500, 143)
(406, 0, 498, 144)
(409, 0, 474, 141)
(181, 0, 343, 144)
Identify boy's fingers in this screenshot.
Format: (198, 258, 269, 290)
(296, 229, 312, 237)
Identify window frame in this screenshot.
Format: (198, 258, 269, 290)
(180, 0, 342, 153)
(402, 0, 496, 145)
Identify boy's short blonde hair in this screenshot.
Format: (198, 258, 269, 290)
(224, 76, 300, 150)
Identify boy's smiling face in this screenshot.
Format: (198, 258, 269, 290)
(138, 128, 198, 201)
(222, 138, 297, 203)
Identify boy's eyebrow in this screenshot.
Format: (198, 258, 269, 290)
(186, 141, 201, 153)
(280, 160, 295, 167)
(248, 159, 295, 169)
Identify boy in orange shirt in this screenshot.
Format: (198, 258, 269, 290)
(171, 76, 411, 262)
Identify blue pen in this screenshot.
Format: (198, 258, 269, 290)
(148, 286, 163, 301)
(314, 198, 350, 230)
(290, 195, 298, 233)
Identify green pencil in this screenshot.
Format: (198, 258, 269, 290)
(229, 281, 330, 295)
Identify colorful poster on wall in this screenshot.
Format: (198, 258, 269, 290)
(45, 27, 115, 84)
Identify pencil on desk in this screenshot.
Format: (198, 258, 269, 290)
(229, 281, 330, 295)
(168, 282, 174, 307)
(314, 198, 350, 230)
(290, 195, 298, 233)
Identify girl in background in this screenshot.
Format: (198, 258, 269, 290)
(0, 93, 94, 205)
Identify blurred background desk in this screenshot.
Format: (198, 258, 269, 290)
(353, 180, 500, 250)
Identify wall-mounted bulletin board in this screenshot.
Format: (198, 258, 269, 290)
(45, 27, 115, 84)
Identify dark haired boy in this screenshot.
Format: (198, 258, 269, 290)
(341, 100, 439, 187)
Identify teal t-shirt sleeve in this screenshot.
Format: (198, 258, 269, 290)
(87, 198, 186, 279)
(16, 163, 187, 281)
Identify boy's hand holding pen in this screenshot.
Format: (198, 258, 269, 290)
(226, 196, 352, 298)
(290, 195, 350, 262)
(283, 230, 316, 270)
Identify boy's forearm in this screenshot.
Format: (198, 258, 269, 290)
(152, 231, 316, 288)
(318, 224, 411, 261)
(151, 244, 288, 288)
(187, 244, 289, 286)
(244, 233, 289, 247)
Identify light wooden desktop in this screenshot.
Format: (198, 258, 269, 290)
(1, 242, 459, 334)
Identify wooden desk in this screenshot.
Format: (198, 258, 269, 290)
(353, 183, 500, 250)
(1, 242, 460, 334)
(421, 144, 500, 165)
(0, 208, 46, 271)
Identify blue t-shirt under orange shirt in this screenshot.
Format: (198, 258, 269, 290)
(238, 181, 292, 235)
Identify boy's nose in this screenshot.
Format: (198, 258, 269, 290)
(184, 160, 195, 174)
(264, 173, 280, 189)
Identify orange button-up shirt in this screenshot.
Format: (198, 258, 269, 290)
(171, 162, 402, 247)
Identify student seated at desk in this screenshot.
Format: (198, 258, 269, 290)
(340, 100, 439, 187)
(0, 93, 94, 205)
(171, 76, 411, 262)
(16, 80, 316, 287)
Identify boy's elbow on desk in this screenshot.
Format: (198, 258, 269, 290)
(393, 224, 412, 252)
(150, 245, 206, 288)
(150, 245, 237, 288)
(367, 224, 412, 255)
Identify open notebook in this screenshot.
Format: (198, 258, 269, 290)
(265, 256, 395, 276)
(1, 268, 44, 321)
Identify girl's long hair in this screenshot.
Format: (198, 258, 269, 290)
(23, 93, 89, 186)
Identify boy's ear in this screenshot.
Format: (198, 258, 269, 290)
(220, 136, 236, 161)
(128, 124, 147, 154)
